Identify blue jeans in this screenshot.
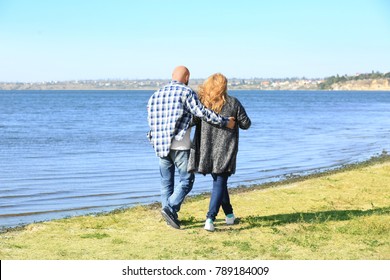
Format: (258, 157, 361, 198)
(207, 173, 233, 221)
(159, 149, 194, 219)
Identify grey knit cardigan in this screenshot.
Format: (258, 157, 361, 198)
(188, 95, 251, 175)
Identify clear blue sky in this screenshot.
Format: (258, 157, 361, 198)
(1, 0, 389, 82)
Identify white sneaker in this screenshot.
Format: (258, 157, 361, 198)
(226, 214, 235, 225)
(204, 218, 215, 231)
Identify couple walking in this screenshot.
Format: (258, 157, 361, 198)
(147, 66, 251, 231)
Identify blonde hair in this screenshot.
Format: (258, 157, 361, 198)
(198, 73, 228, 114)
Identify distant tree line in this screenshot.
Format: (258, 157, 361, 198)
(319, 71, 390, 89)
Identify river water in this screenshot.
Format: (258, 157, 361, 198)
(1, 90, 389, 229)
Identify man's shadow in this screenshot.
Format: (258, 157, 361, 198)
(181, 207, 390, 231)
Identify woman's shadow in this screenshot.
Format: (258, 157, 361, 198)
(181, 207, 390, 231)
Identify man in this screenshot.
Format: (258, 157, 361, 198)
(147, 66, 235, 229)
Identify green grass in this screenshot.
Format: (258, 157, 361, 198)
(1, 156, 389, 260)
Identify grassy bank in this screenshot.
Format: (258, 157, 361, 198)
(1, 156, 389, 260)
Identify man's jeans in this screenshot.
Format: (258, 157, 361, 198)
(159, 149, 194, 218)
(207, 173, 233, 221)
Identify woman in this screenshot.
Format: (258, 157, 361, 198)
(188, 73, 251, 231)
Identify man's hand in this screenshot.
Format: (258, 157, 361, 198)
(226, 117, 236, 129)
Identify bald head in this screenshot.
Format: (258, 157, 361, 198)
(172, 66, 190, 85)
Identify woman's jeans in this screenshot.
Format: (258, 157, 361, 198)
(159, 149, 194, 219)
(207, 173, 233, 221)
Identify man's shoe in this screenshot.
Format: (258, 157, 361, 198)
(161, 207, 180, 229)
(226, 213, 235, 225)
(204, 218, 215, 231)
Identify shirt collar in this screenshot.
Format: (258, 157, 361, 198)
(170, 80, 186, 86)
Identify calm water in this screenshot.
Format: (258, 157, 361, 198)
(1, 90, 390, 229)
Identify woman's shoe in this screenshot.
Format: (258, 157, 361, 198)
(204, 218, 215, 231)
(226, 213, 235, 225)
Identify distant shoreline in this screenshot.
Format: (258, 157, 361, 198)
(1, 78, 389, 91)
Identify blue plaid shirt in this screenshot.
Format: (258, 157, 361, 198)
(147, 80, 228, 157)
